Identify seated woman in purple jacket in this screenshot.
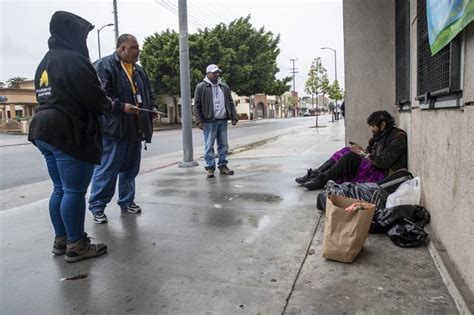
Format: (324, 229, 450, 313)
(295, 110, 407, 190)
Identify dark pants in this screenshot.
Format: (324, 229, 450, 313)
(88, 138, 141, 214)
(323, 151, 363, 182)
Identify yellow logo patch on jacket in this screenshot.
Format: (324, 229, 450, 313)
(39, 70, 49, 87)
(37, 70, 51, 98)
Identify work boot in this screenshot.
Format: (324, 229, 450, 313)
(207, 169, 215, 178)
(295, 168, 320, 185)
(64, 234, 107, 263)
(52, 235, 67, 256)
(219, 165, 234, 175)
(304, 174, 328, 191)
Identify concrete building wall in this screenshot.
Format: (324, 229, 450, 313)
(343, 0, 396, 145)
(344, 0, 474, 303)
(408, 21, 474, 296)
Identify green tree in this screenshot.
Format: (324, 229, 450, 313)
(304, 58, 327, 108)
(328, 79, 344, 104)
(0, 82, 5, 88)
(319, 74, 330, 107)
(203, 16, 281, 96)
(304, 58, 328, 126)
(7, 76, 27, 88)
(141, 15, 282, 101)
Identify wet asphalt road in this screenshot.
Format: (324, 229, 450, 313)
(0, 117, 316, 190)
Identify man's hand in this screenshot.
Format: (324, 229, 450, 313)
(232, 120, 238, 126)
(152, 111, 160, 121)
(350, 143, 364, 155)
(197, 123, 204, 130)
(124, 103, 139, 115)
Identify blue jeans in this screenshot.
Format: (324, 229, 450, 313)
(88, 138, 141, 214)
(203, 119, 229, 170)
(35, 140, 94, 241)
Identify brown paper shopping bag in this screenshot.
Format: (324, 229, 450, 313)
(322, 194, 375, 263)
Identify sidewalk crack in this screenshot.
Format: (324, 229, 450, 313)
(282, 211, 323, 314)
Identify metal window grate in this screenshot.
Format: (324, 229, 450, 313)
(417, 0, 461, 102)
(395, 0, 410, 106)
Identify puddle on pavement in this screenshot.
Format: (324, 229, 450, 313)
(238, 193, 283, 203)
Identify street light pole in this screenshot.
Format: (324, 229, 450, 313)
(321, 47, 337, 82)
(321, 47, 338, 119)
(97, 23, 114, 59)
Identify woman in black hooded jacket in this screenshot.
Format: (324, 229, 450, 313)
(28, 11, 112, 263)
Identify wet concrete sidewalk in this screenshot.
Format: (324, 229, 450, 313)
(0, 118, 458, 314)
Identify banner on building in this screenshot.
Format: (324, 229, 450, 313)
(427, 0, 474, 55)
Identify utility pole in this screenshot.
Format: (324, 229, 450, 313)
(113, 0, 119, 42)
(289, 58, 298, 116)
(289, 58, 298, 94)
(178, 0, 198, 167)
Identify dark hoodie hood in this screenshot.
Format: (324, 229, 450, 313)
(48, 11, 94, 58)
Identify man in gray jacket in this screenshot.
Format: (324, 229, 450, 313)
(194, 64, 238, 178)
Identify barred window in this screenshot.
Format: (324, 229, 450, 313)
(395, 0, 410, 111)
(416, 0, 462, 109)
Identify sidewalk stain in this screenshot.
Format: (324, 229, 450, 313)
(59, 273, 88, 281)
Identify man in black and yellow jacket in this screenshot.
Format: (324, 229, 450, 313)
(88, 34, 156, 224)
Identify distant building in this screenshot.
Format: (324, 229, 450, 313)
(0, 80, 36, 133)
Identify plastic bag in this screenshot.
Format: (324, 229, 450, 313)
(387, 222, 428, 248)
(316, 180, 388, 211)
(385, 177, 421, 208)
(371, 205, 431, 233)
(371, 205, 430, 247)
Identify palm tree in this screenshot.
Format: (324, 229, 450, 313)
(6, 76, 28, 88)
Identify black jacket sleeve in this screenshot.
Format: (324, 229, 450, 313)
(194, 83, 203, 125)
(93, 59, 125, 113)
(226, 86, 237, 122)
(373, 134, 407, 170)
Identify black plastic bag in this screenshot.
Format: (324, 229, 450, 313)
(387, 221, 428, 248)
(371, 205, 430, 233)
(371, 205, 430, 248)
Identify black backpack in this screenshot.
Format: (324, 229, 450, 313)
(376, 170, 414, 194)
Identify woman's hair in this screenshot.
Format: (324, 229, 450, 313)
(366, 110, 395, 128)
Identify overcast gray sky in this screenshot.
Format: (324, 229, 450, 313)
(0, 0, 343, 95)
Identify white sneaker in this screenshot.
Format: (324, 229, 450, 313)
(122, 202, 142, 214)
(93, 211, 108, 224)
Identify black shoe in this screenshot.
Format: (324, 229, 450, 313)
(304, 176, 327, 191)
(295, 168, 320, 185)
